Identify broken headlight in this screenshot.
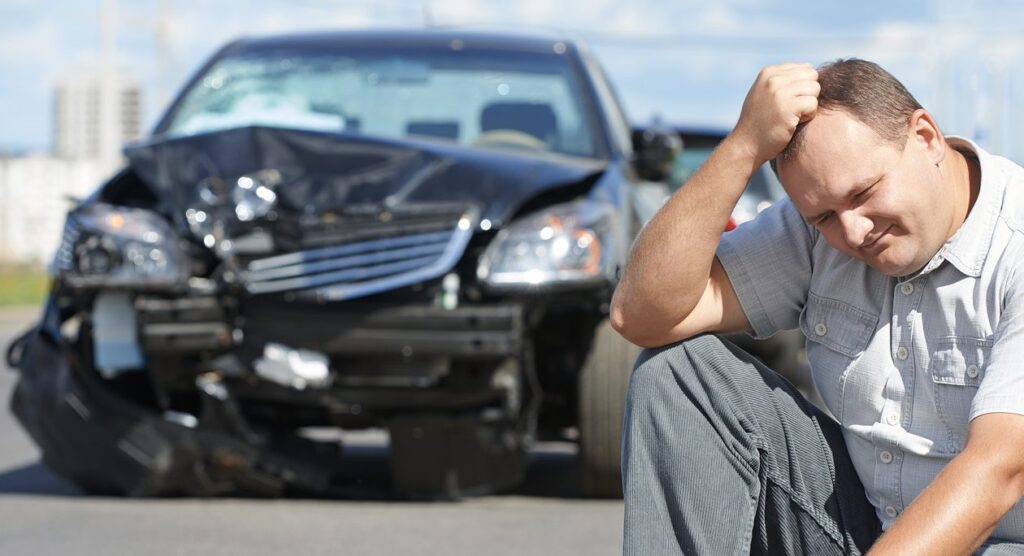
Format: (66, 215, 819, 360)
(476, 199, 624, 289)
(52, 203, 189, 290)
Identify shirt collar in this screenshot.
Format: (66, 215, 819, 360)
(921, 136, 1004, 279)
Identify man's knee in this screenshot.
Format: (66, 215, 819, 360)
(626, 334, 726, 412)
(623, 334, 761, 476)
(624, 333, 772, 439)
(630, 334, 728, 387)
(628, 341, 683, 400)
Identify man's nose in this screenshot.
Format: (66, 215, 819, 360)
(838, 210, 873, 249)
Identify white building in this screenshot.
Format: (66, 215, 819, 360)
(0, 155, 106, 264)
(0, 70, 146, 265)
(53, 72, 142, 166)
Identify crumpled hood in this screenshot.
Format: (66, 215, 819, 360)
(124, 126, 607, 228)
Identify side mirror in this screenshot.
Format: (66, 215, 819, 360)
(631, 128, 681, 182)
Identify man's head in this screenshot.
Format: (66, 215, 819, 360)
(772, 59, 923, 173)
(773, 59, 962, 277)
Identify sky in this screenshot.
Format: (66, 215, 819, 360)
(2, 0, 1023, 160)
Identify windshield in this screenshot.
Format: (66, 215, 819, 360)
(163, 46, 602, 159)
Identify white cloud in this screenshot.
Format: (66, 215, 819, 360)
(430, 0, 567, 27)
(695, 3, 741, 34)
(429, 0, 684, 34)
(0, 0, 40, 11)
(858, 21, 935, 60)
(0, 20, 61, 67)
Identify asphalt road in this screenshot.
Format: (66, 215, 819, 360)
(0, 306, 623, 555)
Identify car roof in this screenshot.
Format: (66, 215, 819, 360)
(631, 124, 729, 143)
(229, 28, 578, 55)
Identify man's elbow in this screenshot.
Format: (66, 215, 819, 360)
(608, 302, 645, 345)
(609, 297, 677, 349)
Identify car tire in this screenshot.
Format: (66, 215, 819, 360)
(578, 317, 642, 498)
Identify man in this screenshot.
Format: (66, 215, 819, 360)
(611, 59, 1024, 555)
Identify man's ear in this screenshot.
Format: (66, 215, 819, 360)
(908, 109, 945, 166)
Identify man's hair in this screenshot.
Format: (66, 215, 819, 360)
(771, 58, 923, 174)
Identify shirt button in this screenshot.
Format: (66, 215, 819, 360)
(880, 450, 894, 464)
(884, 506, 898, 518)
(896, 346, 909, 360)
(814, 323, 827, 336)
(966, 365, 980, 378)
(885, 412, 899, 426)
(900, 282, 914, 295)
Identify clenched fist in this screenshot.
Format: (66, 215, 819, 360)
(731, 63, 820, 167)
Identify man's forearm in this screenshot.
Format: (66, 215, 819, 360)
(611, 135, 759, 339)
(870, 417, 1024, 555)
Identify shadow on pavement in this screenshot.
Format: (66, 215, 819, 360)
(0, 442, 584, 501)
(515, 444, 580, 498)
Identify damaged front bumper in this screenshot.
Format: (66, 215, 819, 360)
(7, 297, 534, 498)
(7, 301, 338, 497)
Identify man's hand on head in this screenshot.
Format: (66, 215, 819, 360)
(730, 63, 820, 167)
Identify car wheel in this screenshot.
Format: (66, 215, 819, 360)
(578, 317, 642, 498)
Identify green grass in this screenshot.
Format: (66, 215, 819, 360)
(0, 264, 50, 306)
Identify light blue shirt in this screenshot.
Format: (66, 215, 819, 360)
(717, 137, 1024, 537)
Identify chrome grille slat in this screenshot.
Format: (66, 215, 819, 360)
(243, 206, 478, 301)
(245, 241, 449, 282)
(247, 254, 441, 294)
(247, 229, 453, 272)
(299, 218, 456, 249)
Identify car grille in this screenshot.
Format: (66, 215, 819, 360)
(241, 205, 479, 301)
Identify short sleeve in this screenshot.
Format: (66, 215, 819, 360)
(716, 198, 816, 339)
(971, 251, 1024, 420)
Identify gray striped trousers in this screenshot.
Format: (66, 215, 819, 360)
(621, 334, 880, 555)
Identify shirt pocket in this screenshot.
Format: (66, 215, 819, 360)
(929, 336, 992, 440)
(799, 291, 877, 423)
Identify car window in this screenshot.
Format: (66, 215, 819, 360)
(666, 139, 785, 224)
(669, 143, 784, 201)
(669, 146, 715, 188)
(164, 47, 602, 159)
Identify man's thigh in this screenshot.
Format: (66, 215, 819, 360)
(622, 334, 880, 555)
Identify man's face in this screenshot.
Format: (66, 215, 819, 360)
(777, 110, 951, 277)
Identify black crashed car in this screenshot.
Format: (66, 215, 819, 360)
(6, 30, 677, 498)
